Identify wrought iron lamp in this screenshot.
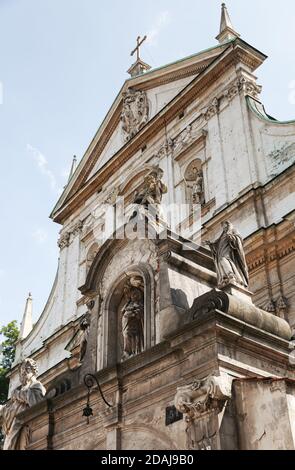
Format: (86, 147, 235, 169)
(82, 373, 112, 424)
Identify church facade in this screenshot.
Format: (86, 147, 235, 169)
(6, 4, 295, 450)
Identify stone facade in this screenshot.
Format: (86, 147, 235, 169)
(4, 5, 295, 450)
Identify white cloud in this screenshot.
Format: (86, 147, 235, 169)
(146, 11, 171, 47)
(32, 228, 48, 244)
(27, 144, 61, 193)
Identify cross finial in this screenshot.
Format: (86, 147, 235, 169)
(131, 35, 147, 61)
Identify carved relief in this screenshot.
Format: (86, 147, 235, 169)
(121, 276, 144, 360)
(121, 88, 149, 142)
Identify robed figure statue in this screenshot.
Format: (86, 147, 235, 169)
(0, 358, 46, 450)
(205, 221, 249, 289)
(121, 276, 144, 360)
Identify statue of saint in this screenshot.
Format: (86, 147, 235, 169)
(192, 168, 205, 205)
(79, 300, 94, 362)
(135, 168, 167, 206)
(0, 358, 46, 450)
(79, 315, 90, 362)
(205, 221, 249, 289)
(121, 276, 144, 360)
(130, 168, 167, 222)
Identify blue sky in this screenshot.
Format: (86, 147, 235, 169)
(0, 0, 295, 331)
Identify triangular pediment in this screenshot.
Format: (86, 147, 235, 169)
(51, 38, 266, 224)
(50, 42, 234, 221)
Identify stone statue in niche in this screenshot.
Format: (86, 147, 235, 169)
(79, 300, 95, 362)
(0, 358, 46, 450)
(205, 221, 249, 289)
(121, 88, 149, 142)
(192, 168, 205, 206)
(79, 316, 90, 362)
(121, 276, 144, 360)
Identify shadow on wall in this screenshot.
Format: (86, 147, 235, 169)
(171, 289, 190, 311)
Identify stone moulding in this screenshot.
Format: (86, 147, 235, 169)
(187, 289, 292, 341)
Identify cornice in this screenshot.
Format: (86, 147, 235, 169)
(246, 230, 295, 272)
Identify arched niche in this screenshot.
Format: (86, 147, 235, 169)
(79, 238, 157, 371)
(101, 263, 155, 369)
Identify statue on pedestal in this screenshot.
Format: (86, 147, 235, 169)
(205, 221, 249, 289)
(0, 358, 46, 450)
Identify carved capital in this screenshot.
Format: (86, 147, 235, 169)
(104, 187, 120, 205)
(237, 77, 262, 98)
(203, 98, 219, 121)
(71, 220, 84, 237)
(174, 373, 232, 421)
(223, 78, 262, 103)
(58, 231, 70, 249)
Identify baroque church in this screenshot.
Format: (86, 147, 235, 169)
(2, 4, 295, 450)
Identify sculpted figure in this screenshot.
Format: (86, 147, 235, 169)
(130, 168, 167, 222)
(192, 168, 204, 205)
(205, 221, 249, 289)
(136, 168, 167, 206)
(0, 358, 46, 450)
(121, 276, 144, 359)
(121, 89, 149, 142)
(79, 300, 95, 362)
(79, 316, 90, 362)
